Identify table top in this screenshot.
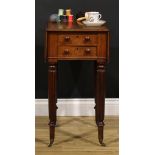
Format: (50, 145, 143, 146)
(46, 22, 109, 32)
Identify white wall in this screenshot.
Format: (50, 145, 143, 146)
(35, 98, 119, 116)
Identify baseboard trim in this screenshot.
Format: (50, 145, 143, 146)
(35, 98, 119, 116)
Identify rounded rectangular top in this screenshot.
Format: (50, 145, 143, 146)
(46, 22, 109, 32)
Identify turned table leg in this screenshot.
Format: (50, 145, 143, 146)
(48, 63, 57, 147)
(96, 61, 106, 146)
(94, 62, 97, 125)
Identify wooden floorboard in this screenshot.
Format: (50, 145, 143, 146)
(36, 116, 119, 155)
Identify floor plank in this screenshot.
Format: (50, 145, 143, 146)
(36, 116, 119, 155)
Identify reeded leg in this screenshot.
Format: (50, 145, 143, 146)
(94, 62, 97, 125)
(48, 122, 55, 147)
(94, 104, 97, 125)
(96, 61, 106, 146)
(48, 63, 57, 147)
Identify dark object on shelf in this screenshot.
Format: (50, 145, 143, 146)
(60, 15, 68, 22)
(76, 11, 85, 19)
(62, 15, 68, 22)
(59, 15, 64, 22)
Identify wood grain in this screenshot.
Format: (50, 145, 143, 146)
(45, 22, 110, 145)
(46, 22, 109, 32)
(58, 33, 98, 45)
(48, 64, 57, 146)
(47, 32, 58, 58)
(36, 116, 119, 155)
(58, 46, 97, 57)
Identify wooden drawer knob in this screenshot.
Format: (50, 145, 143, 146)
(84, 36, 90, 41)
(85, 48, 91, 54)
(64, 36, 70, 41)
(64, 49, 70, 55)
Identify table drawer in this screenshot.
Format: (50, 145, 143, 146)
(58, 46, 97, 57)
(58, 33, 98, 45)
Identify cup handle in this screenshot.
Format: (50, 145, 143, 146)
(98, 14, 102, 20)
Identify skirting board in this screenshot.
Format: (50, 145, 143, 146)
(35, 98, 119, 116)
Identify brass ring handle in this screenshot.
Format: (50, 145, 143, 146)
(64, 36, 70, 41)
(64, 49, 70, 54)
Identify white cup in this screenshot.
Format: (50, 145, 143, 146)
(85, 12, 102, 22)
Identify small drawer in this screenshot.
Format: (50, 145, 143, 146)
(58, 33, 98, 45)
(58, 46, 97, 57)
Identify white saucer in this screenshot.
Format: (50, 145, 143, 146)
(82, 20, 106, 26)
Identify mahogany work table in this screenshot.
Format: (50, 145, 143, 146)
(45, 22, 110, 147)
